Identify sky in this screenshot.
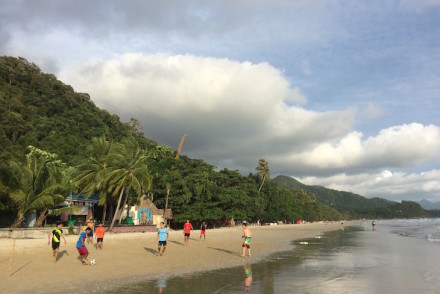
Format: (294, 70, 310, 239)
(1, 0, 440, 203)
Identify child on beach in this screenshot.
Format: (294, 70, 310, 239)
(157, 222, 168, 256)
(241, 222, 251, 257)
(47, 221, 66, 263)
(200, 221, 207, 240)
(95, 223, 105, 249)
(77, 227, 91, 265)
(183, 219, 193, 246)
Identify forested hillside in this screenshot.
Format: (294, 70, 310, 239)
(0, 56, 435, 229)
(273, 175, 433, 219)
(0, 56, 156, 165)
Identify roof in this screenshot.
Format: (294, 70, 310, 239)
(66, 194, 98, 204)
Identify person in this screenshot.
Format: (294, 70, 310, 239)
(47, 221, 66, 263)
(372, 220, 376, 231)
(77, 227, 91, 265)
(86, 218, 94, 244)
(95, 223, 105, 250)
(200, 221, 207, 240)
(157, 222, 168, 256)
(183, 219, 193, 246)
(241, 222, 252, 257)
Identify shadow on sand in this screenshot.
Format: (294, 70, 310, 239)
(208, 247, 241, 256)
(143, 247, 158, 255)
(10, 260, 32, 276)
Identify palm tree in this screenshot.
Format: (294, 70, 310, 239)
(75, 135, 115, 223)
(107, 139, 152, 231)
(8, 147, 65, 228)
(256, 158, 270, 192)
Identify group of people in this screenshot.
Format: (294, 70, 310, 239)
(156, 219, 252, 257)
(48, 218, 252, 264)
(48, 218, 105, 265)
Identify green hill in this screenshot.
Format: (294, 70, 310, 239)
(0, 56, 156, 164)
(273, 175, 428, 218)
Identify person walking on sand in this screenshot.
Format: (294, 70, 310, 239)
(157, 222, 168, 256)
(48, 221, 66, 263)
(95, 223, 105, 250)
(200, 221, 207, 240)
(86, 218, 94, 245)
(77, 227, 91, 265)
(183, 219, 193, 246)
(241, 222, 252, 257)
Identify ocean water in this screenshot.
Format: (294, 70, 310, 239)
(110, 219, 440, 294)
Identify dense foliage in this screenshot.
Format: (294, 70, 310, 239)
(0, 56, 432, 229)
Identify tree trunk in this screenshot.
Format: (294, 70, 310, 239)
(118, 190, 129, 224)
(164, 185, 170, 225)
(11, 210, 25, 228)
(258, 178, 266, 192)
(33, 208, 48, 227)
(109, 186, 125, 231)
(102, 202, 107, 224)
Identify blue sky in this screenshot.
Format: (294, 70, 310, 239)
(1, 0, 440, 202)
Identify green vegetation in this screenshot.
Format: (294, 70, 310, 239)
(0, 56, 433, 229)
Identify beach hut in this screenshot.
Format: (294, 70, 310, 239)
(119, 196, 173, 227)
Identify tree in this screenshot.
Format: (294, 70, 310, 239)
(256, 158, 270, 192)
(8, 147, 65, 227)
(75, 135, 116, 223)
(107, 139, 152, 231)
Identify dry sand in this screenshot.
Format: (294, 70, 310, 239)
(0, 222, 347, 293)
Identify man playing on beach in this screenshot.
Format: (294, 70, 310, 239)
(95, 223, 105, 250)
(183, 219, 193, 246)
(241, 222, 252, 257)
(86, 218, 94, 245)
(157, 222, 168, 256)
(200, 221, 207, 240)
(77, 227, 91, 265)
(47, 221, 66, 263)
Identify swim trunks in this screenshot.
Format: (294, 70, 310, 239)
(242, 237, 251, 248)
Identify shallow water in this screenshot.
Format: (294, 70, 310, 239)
(108, 220, 440, 294)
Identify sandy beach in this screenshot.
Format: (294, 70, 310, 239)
(0, 222, 346, 293)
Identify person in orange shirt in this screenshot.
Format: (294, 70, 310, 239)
(95, 222, 106, 250)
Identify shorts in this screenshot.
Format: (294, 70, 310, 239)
(185, 233, 190, 237)
(77, 246, 88, 256)
(158, 240, 167, 247)
(52, 242, 60, 250)
(87, 231, 93, 237)
(242, 237, 251, 248)
(200, 230, 206, 235)
(97, 238, 104, 243)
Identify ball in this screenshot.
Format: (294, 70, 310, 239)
(90, 259, 96, 265)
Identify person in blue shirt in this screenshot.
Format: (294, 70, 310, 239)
(157, 222, 168, 256)
(77, 227, 91, 265)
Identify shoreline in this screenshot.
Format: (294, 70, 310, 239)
(0, 222, 352, 293)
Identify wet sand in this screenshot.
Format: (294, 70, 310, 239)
(0, 222, 346, 293)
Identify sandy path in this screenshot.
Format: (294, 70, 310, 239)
(0, 222, 347, 293)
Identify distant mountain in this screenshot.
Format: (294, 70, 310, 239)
(417, 199, 440, 210)
(272, 175, 424, 218)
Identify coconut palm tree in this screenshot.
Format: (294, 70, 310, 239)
(107, 139, 152, 231)
(256, 158, 270, 192)
(75, 135, 115, 223)
(9, 147, 65, 228)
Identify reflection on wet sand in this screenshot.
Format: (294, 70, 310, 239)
(244, 263, 253, 292)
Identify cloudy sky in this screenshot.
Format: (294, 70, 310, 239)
(2, 0, 440, 202)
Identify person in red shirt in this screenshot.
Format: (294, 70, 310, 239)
(95, 223, 106, 250)
(183, 219, 193, 246)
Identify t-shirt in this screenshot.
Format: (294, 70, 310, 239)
(157, 228, 168, 241)
(76, 232, 87, 248)
(201, 224, 206, 231)
(52, 228, 62, 243)
(183, 223, 193, 234)
(96, 226, 105, 238)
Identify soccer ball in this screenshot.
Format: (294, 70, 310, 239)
(90, 259, 96, 265)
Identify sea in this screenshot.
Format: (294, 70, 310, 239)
(109, 219, 440, 294)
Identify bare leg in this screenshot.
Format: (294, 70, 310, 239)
(162, 246, 166, 255)
(53, 249, 58, 262)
